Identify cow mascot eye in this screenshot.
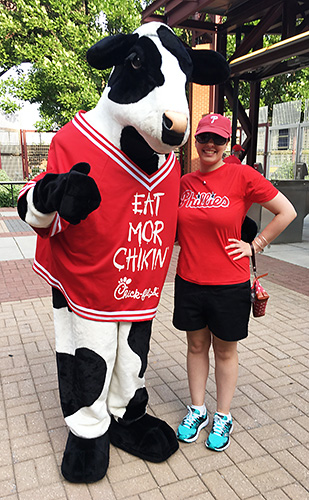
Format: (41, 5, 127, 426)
(128, 52, 142, 70)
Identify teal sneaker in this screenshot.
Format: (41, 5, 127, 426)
(206, 412, 233, 451)
(177, 406, 209, 443)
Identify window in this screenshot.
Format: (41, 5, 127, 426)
(278, 128, 289, 150)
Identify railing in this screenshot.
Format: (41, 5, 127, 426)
(0, 181, 26, 207)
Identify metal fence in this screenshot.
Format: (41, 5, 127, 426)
(2, 100, 309, 183)
(241, 100, 309, 180)
(0, 128, 55, 180)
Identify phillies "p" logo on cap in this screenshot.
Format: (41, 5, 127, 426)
(195, 113, 231, 139)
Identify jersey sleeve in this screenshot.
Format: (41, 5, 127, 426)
(243, 165, 278, 204)
(17, 136, 70, 238)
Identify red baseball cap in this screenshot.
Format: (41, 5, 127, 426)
(232, 144, 244, 152)
(195, 113, 231, 139)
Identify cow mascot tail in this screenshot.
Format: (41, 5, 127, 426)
(18, 22, 230, 483)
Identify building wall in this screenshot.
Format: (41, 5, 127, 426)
(186, 44, 213, 174)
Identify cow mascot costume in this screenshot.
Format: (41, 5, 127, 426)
(18, 22, 230, 483)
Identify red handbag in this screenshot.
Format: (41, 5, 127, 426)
(250, 246, 269, 317)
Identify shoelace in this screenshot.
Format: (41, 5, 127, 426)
(212, 415, 229, 436)
(182, 406, 200, 428)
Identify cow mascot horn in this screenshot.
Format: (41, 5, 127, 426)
(18, 22, 230, 483)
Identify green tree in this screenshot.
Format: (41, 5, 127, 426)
(229, 69, 309, 119)
(0, 0, 145, 130)
(2, 3, 308, 129)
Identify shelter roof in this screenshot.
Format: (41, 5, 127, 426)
(142, 0, 309, 81)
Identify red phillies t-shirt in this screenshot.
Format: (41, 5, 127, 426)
(21, 111, 180, 322)
(176, 163, 278, 285)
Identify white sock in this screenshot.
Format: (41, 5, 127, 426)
(217, 411, 231, 420)
(191, 404, 206, 416)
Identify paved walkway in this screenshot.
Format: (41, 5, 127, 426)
(0, 209, 309, 499)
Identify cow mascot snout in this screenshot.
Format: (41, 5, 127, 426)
(18, 22, 230, 483)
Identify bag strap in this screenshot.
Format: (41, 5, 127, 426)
(250, 242, 268, 281)
(250, 243, 257, 278)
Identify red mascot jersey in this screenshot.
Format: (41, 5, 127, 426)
(24, 111, 180, 322)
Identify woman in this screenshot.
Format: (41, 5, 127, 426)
(173, 113, 296, 451)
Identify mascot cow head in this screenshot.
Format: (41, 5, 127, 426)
(85, 22, 230, 173)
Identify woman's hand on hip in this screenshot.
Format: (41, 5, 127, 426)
(225, 238, 252, 261)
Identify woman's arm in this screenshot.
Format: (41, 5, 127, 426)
(251, 192, 297, 253)
(226, 191, 297, 260)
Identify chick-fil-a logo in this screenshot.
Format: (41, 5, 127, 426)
(179, 189, 230, 209)
(114, 277, 159, 301)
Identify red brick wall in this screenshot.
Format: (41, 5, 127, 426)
(185, 44, 214, 174)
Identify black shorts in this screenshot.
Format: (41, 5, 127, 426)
(173, 275, 251, 342)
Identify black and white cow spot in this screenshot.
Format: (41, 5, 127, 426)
(56, 348, 107, 418)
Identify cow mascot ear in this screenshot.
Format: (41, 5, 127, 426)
(86, 33, 139, 69)
(187, 47, 231, 85)
(154, 24, 230, 86)
(87, 28, 230, 86)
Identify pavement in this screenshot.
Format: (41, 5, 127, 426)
(0, 208, 309, 500)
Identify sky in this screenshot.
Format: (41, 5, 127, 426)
(0, 63, 41, 130)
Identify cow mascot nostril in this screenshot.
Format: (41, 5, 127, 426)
(163, 113, 173, 129)
(162, 111, 187, 146)
(17, 21, 230, 483)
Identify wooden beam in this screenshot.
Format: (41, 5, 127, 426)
(222, 0, 283, 33)
(255, 55, 309, 80)
(296, 13, 309, 34)
(166, 1, 217, 27)
(247, 81, 260, 166)
(224, 81, 252, 138)
(142, 0, 167, 23)
(229, 4, 282, 61)
(175, 19, 216, 33)
(229, 30, 309, 77)
(282, 0, 297, 39)
(214, 28, 227, 113)
(142, 13, 167, 23)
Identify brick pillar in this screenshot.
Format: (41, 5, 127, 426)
(185, 44, 214, 174)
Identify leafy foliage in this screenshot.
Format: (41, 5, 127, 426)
(0, 169, 23, 206)
(0, 0, 144, 130)
(1, 2, 309, 129)
(229, 70, 309, 120)
(270, 161, 294, 181)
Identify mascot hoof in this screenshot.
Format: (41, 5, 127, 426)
(109, 414, 179, 463)
(61, 431, 109, 483)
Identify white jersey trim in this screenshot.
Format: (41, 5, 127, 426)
(18, 180, 36, 200)
(72, 112, 176, 192)
(33, 258, 158, 322)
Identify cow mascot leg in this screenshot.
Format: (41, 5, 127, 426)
(54, 287, 176, 483)
(53, 289, 113, 483)
(107, 321, 178, 462)
(18, 21, 230, 483)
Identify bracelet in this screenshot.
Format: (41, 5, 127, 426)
(259, 234, 269, 246)
(253, 237, 264, 253)
(255, 237, 264, 248)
